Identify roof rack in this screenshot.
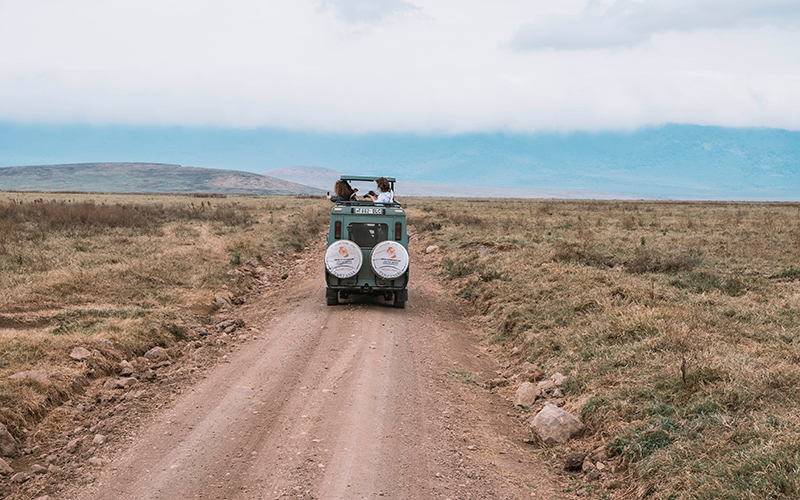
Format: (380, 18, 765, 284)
(340, 175, 396, 182)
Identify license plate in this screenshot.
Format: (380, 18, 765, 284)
(354, 207, 383, 215)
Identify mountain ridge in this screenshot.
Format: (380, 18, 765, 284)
(0, 163, 324, 195)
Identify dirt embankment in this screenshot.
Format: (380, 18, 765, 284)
(3, 240, 572, 500)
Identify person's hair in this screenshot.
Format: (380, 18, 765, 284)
(376, 177, 390, 193)
(334, 180, 354, 198)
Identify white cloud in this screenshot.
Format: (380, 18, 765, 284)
(510, 0, 800, 50)
(0, 1, 798, 132)
(318, 0, 421, 24)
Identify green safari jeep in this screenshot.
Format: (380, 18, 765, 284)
(324, 175, 409, 308)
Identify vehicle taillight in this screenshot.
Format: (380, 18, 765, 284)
(334, 221, 341, 239)
(395, 222, 402, 241)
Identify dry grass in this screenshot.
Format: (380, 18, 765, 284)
(0, 192, 329, 439)
(407, 198, 800, 499)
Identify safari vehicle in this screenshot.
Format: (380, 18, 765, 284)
(324, 175, 409, 308)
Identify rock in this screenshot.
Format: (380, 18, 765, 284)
(118, 377, 138, 388)
(590, 445, 609, 462)
(88, 457, 110, 467)
(425, 245, 439, 254)
(0, 423, 18, 457)
(103, 379, 118, 390)
(551, 372, 569, 387)
(605, 478, 624, 489)
(486, 378, 508, 389)
(0, 457, 13, 475)
(514, 382, 541, 407)
(48, 464, 61, 473)
(582, 456, 593, 473)
(11, 471, 30, 483)
(70, 346, 92, 361)
(8, 370, 49, 384)
(34, 496, 51, 500)
(537, 379, 555, 393)
(586, 470, 601, 482)
(144, 346, 168, 361)
(119, 360, 134, 376)
(214, 294, 233, 310)
(66, 437, 82, 454)
(576, 489, 588, 497)
(93, 434, 106, 445)
(531, 404, 584, 445)
(216, 319, 235, 331)
(510, 346, 520, 355)
(564, 452, 586, 471)
(552, 388, 564, 398)
(30, 463, 47, 474)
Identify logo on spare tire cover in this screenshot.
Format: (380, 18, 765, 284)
(370, 240, 409, 279)
(325, 240, 363, 278)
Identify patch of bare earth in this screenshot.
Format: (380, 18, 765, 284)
(3, 238, 570, 500)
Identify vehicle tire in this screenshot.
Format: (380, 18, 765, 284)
(370, 240, 410, 280)
(393, 295, 405, 308)
(327, 294, 339, 306)
(325, 240, 363, 279)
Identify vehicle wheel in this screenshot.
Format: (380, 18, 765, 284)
(393, 296, 405, 308)
(327, 293, 339, 306)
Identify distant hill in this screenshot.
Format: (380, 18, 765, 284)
(263, 166, 639, 199)
(0, 163, 324, 195)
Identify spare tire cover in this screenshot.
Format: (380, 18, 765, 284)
(370, 240, 409, 279)
(325, 240, 363, 278)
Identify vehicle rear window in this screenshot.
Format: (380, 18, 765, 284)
(347, 223, 388, 249)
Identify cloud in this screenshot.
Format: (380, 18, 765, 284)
(510, 0, 800, 50)
(318, 0, 421, 24)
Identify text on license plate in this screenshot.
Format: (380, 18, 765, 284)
(354, 207, 383, 214)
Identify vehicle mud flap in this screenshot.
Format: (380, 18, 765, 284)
(393, 289, 408, 308)
(326, 288, 339, 306)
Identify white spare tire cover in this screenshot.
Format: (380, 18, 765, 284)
(370, 240, 409, 279)
(325, 240, 363, 278)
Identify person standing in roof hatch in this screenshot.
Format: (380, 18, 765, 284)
(367, 177, 394, 203)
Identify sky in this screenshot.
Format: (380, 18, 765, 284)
(2, 0, 800, 134)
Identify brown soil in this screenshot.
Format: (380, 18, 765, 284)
(4, 239, 571, 500)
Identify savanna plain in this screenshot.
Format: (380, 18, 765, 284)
(1, 192, 799, 499)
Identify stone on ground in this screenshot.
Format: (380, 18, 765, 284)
(0, 457, 13, 475)
(70, 346, 92, 361)
(8, 370, 49, 384)
(531, 403, 584, 445)
(144, 346, 168, 361)
(0, 423, 17, 457)
(551, 372, 569, 386)
(30, 463, 47, 474)
(513, 382, 541, 407)
(564, 452, 586, 471)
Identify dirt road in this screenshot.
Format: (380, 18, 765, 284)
(68, 244, 569, 500)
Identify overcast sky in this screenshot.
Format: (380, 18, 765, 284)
(1, 0, 799, 133)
